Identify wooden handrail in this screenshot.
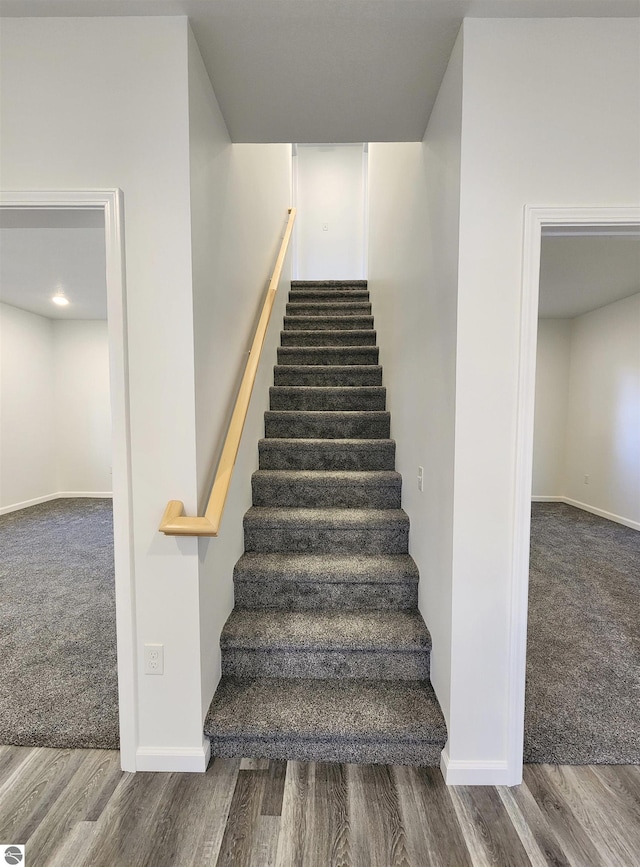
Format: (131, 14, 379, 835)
(159, 208, 297, 537)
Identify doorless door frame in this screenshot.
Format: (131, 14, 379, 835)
(0, 189, 137, 771)
(509, 204, 640, 783)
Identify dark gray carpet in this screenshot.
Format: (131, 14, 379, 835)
(0, 498, 119, 749)
(525, 502, 640, 764)
(206, 279, 446, 764)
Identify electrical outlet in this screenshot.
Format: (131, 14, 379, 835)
(322, 222, 329, 231)
(584, 474, 589, 485)
(144, 644, 164, 675)
(417, 466, 424, 492)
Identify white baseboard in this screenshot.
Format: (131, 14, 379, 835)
(441, 746, 516, 786)
(58, 491, 113, 499)
(0, 491, 113, 516)
(531, 496, 639, 531)
(136, 740, 211, 773)
(562, 497, 639, 532)
(0, 493, 59, 515)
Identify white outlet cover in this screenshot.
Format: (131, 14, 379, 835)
(144, 643, 164, 675)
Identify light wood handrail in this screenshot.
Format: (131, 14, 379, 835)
(159, 208, 297, 537)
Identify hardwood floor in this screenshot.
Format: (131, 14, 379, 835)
(0, 747, 638, 866)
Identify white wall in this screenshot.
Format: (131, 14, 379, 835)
(0, 306, 111, 510)
(532, 319, 571, 496)
(1, 17, 293, 770)
(534, 297, 640, 528)
(448, 18, 640, 780)
(187, 28, 292, 721)
(0, 303, 56, 509)
(535, 294, 640, 527)
(0, 17, 203, 768)
(295, 145, 365, 279)
(565, 294, 640, 525)
(367, 30, 464, 729)
(54, 320, 112, 494)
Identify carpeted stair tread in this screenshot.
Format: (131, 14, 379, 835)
(234, 552, 419, 585)
(284, 315, 374, 331)
(277, 346, 379, 365)
(291, 280, 368, 289)
(251, 470, 402, 508)
(244, 506, 409, 529)
(264, 410, 390, 439)
(221, 609, 429, 678)
(280, 329, 377, 346)
(286, 302, 372, 315)
(233, 552, 418, 611)
(273, 365, 383, 387)
(289, 290, 370, 302)
(220, 609, 431, 652)
(269, 386, 386, 412)
(204, 678, 447, 764)
(258, 438, 396, 470)
(243, 507, 409, 554)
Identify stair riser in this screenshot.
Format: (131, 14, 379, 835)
(251, 478, 401, 509)
(233, 580, 417, 611)
(273, 366, 382, 387)
(286, 303, 372, 316)
(243, 524, 409, 554)
(284, 316, 374, 331)
(222, 649, 429, 680)
(269, 387, 386, 412)
(264, 412, 391, 439)
(277, 347, 379, 365)
(258, 440, 396, 471)
(289, 291, 370, 302)
(208, 737, 443, 766)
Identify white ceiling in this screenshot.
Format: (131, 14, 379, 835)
(0, 0, 637, 142)
(0, 210, 107, 320)
(539, 235, 640, 319)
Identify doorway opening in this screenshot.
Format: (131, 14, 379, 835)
(292, 143, 369, 280)
(510, 206, 640, 776)
(0, 191, 136, 770)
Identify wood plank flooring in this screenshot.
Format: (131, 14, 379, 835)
(0, 747, 638, 866)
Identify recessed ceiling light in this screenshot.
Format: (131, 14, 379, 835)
(52, 294, 69, 307)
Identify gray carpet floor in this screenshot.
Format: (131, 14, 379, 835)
(0, 498, 119, 750)
(525, 502, 640, 764)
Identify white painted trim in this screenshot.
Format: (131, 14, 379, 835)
(441, 746, 514, 786)
(291, 147, 299, 280)
(57, 491, 113, 498)
(0, 189, 137, 772)
(543, 224, 640, 237)
(562, 498, 639, 531)
(361, 142, 369, 280)
(136, 739, 211, 773)
(0, 491, 113, 516)
(0, 493, 60, 515)
(511, 205, 640, 785)
(533, 496, 639, 531)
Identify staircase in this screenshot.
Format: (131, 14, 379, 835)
(204, 280, 447, 765)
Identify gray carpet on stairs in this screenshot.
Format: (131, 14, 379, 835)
(0, 498, 119, 750)
(206, 279, 446, 765)
(525, 502, 640, 764)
